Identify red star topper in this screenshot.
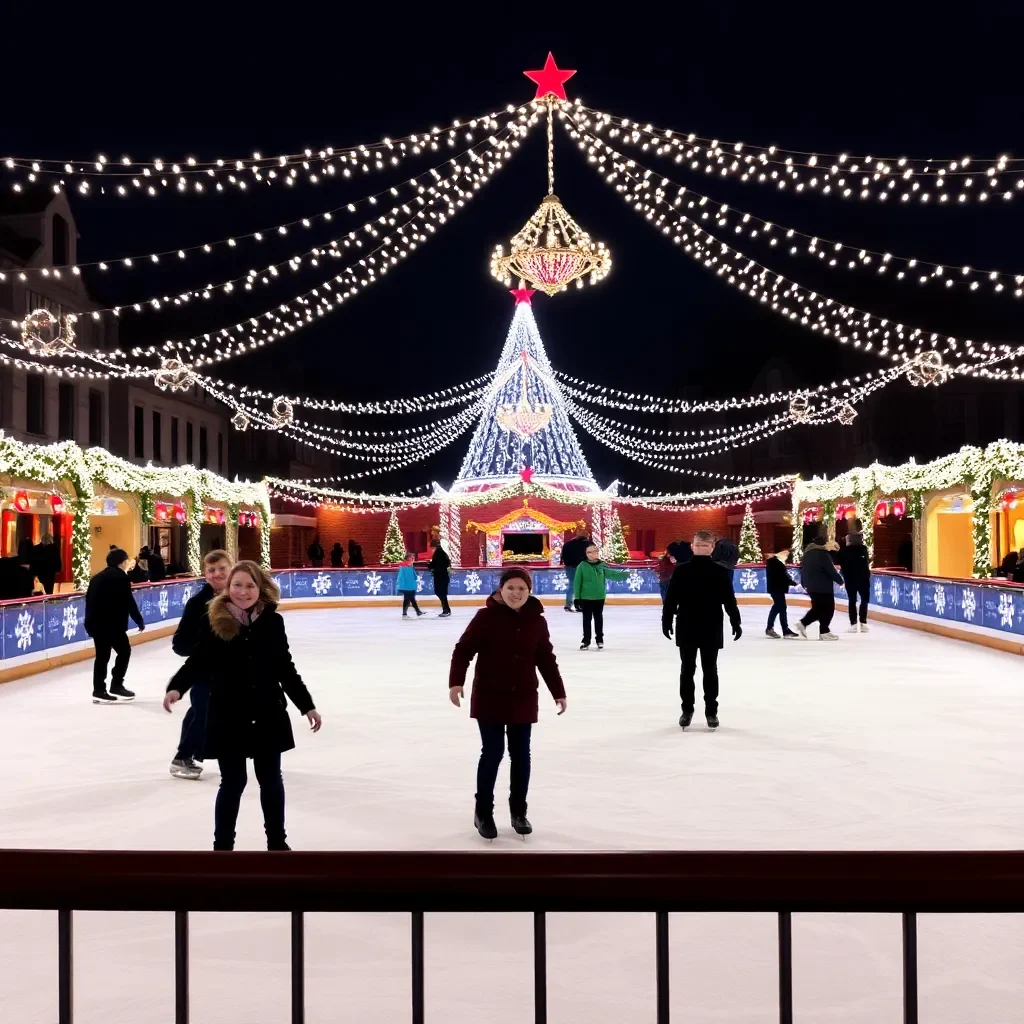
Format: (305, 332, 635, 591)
(520, 467, 535, 483)
(524, 53, 576, 101)
(510, 287, 536, 305)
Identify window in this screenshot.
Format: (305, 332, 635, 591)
(217, 432, 223, 472)
(199, 425, 208, 469)
(152, 411, 162, 462)
(58, 382, 75, 440)
(171, 416, 179, 464)
(186, 422, 194, 464)
(26, 374, 45, 435)
(134, 405, 144, 458)
(88, 390, 104, 445)
(52, 214, 69, 266)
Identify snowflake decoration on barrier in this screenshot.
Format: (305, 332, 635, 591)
(739, 568, 760, 592)
(464, 571, 483, 594)
(934, 585, 947, 617)
(61, 603, 79, 640)
(231, 409, 251, 432)
(14, 610, 34, 651)
(627, 570, 644, 592)
(999, 593, 1015, 628)
(154, 356, 197, 393)
(905, 350, 950, 387)
(158, 590, 170, 618)
(416, 575, 424, 593)
(874, 578, 884, 604)
(789, 394, 813, 423)
(363, 571, 383, 596)
(910, 582, 921, 611)
(552, 571, 569, 592)
(312, 573, 332, 596)
(180, 585, 194, 606)
(271, 396, 294, 428)
(961, 589, 977, 621)
(22, 308, 77, 356)
(889, 579, 900, 606)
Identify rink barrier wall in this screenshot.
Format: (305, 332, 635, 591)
(0, 567, 1021, 682)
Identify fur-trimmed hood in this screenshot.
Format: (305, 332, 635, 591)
(209, 594, 280, 640)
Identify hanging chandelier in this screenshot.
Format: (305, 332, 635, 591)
(496, 351, 553, 437)
(491, 98, 611, 295)
(22, 308, 77, 356)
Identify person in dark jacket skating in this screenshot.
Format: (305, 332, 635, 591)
(428, 541, 452, 617)
(837, 521, 871, 632)
(31, 534, 62, 594)
(797, 535, 845, 640)
(84, 548, 145, 703)
(168, 549, 231, 780)
(164, 561, 322, 851)
(559, 531, 591, 612)
(765, 548, 799, 638)
(449, 567, 567, 840)
(662, 531, 741, 729)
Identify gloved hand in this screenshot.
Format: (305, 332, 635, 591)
(574, 600, 583, 612)
(732, 624, 743, 641)
(662, 622, 673, 640)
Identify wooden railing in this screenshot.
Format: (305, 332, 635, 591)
(2, 849, 1023, 1024)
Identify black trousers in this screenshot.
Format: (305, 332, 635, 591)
(175, 681, 210, 762)
(92, 631, 131, 694)
(434, 577, 450, 615)
(767, 591, 790, 633)
(39, 575, 56, 595)
(475, 721, 532, 815)
(847, 579, 870, 624)
(215, 753, 285, 850)
(800, 592, 836, 633)
(401, 590, 421, 615)
(679, 644, 720, 715)
(581, 598, 605, 645)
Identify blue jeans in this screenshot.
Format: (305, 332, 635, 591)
(767, 592, 790, 633)
(475, 722, 532, 815)
(659, 580, 670, 604)
(214, 753, 285, 850)
(175, 681, 210, 762)
(564, 565, 576, 608)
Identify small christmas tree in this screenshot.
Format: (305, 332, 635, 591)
(380, 510, 406, 564)
(607, 509, 630, 563)
(738, 503, 762, 562)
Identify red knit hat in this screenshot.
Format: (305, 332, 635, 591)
(499, 567, 533, 590)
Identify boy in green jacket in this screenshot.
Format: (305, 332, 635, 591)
(572, 543, 628, 650)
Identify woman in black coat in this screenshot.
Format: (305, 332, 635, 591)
(428, 541, 452, 617)
(163, 561, 322, 850)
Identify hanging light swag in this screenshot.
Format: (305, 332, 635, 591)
(496, 351, 553, 437)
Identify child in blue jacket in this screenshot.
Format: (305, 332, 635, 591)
(396, 554, 424, 618)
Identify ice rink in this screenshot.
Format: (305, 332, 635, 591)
(1, 603, 1023, 1022)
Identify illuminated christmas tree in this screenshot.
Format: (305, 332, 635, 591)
(607, 509, 630, 563)
(738, 503, 762, 562)
(451, 290, 597, 492)
(380, 510, 406, 563)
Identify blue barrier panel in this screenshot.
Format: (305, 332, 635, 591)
(45, 596, 87, 651)
(4, 601, 45, 659)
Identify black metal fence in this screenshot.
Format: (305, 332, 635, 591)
(3, 848, 1023, 1024)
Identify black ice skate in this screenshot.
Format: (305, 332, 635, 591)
(267, 841, 292, 851)
(579, 643, 589, 651)
(706, 714, 720, 730)
(596, 642, 604, 650)
(109, 684, 135, 701)
(474, 809, 498, 841)
(92, 690, 117, 704)
(678, 711, 693, 729)
(170, 758, 202, 780)
(510, 813, 533, 838)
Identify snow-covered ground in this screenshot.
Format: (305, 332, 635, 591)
(1, 605, 1022, 1022)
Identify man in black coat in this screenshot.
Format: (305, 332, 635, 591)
(662, 531, 742, 730)
(797, 535, 845, 640)
(84, 548, 145, 703)
(559, 532, 591, 612)
(428, 541, 452, 617)
(168, 549, 231, 779)
(31, 534, 62, 594)
(837, 520, 871, 632)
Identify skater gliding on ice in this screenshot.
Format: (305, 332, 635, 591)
(428, 540, 452, 617)
(662, 531, 741, 730)
(85, 547, 145, 704)
(397, 554, 424, 618)
(797, 533, 844, 640)
(449, 567, 566, 841)
(559, 530, 591, 612)
(765, 548, 799, 638)
(838, 520, 871, 632)
(573, 543, 628, 649)
(163, 561, 322, 851)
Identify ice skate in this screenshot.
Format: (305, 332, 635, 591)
(267, 841, 292, 851)
(679, 711, 693, 729)
(819, 632, 839, 641)
(859, 623, 869, 632)
(474, 809, 498, 841)
(795, 622, 807, 638)
(109, 684, 135, 701)
(596, 642, 604, 650)
(510, 813, 532, 838)
(170, 758, 202, 780)
(783, 631, 799, 639)
(706, 714, 720, 730)
(579, 643, 589, 651)
(438, 611, 451, 618)
(765, 628, 781, 639)
(92, 690, 117, 704)
(847, 624, 860, 633)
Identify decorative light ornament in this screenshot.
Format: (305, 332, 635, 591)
(491, 97, 610, 295)
(13, 490, 29, 513)
(49, 492, 66, 515)
(789, 395, 813, 422)
(271, 396, 294, 428)
(154, 356, 197, 392)
(21, 309, 77, 356)
(231, 409, 251, 432)
(906, 350, 950, 386)
(837, 402, 858, 426)
(154, 502, 168, 521)
(496, 351, 553, 438)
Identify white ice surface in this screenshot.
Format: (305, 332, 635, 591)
(1, 605, 1023, 1022)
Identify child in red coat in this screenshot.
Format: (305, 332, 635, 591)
(449, 567, 567, 840)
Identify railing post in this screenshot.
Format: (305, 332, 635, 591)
(175, 910, 189, 1024)
(291, 911, 305, 1024)
(778, 912, 792, 1024)
(656, 911, 669, 1024)
(411, 911, 424, 1024)
(58, 908, 73, 1024)
(534, 911, 547, 1024)
(902, 912, 918, 1024)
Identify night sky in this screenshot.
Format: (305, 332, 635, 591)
(4, 9, 1023, 490)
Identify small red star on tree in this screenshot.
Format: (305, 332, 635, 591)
(520, 467, 535, 484)
(524, 53, 576, 101)
(510, 287, 536, 305)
